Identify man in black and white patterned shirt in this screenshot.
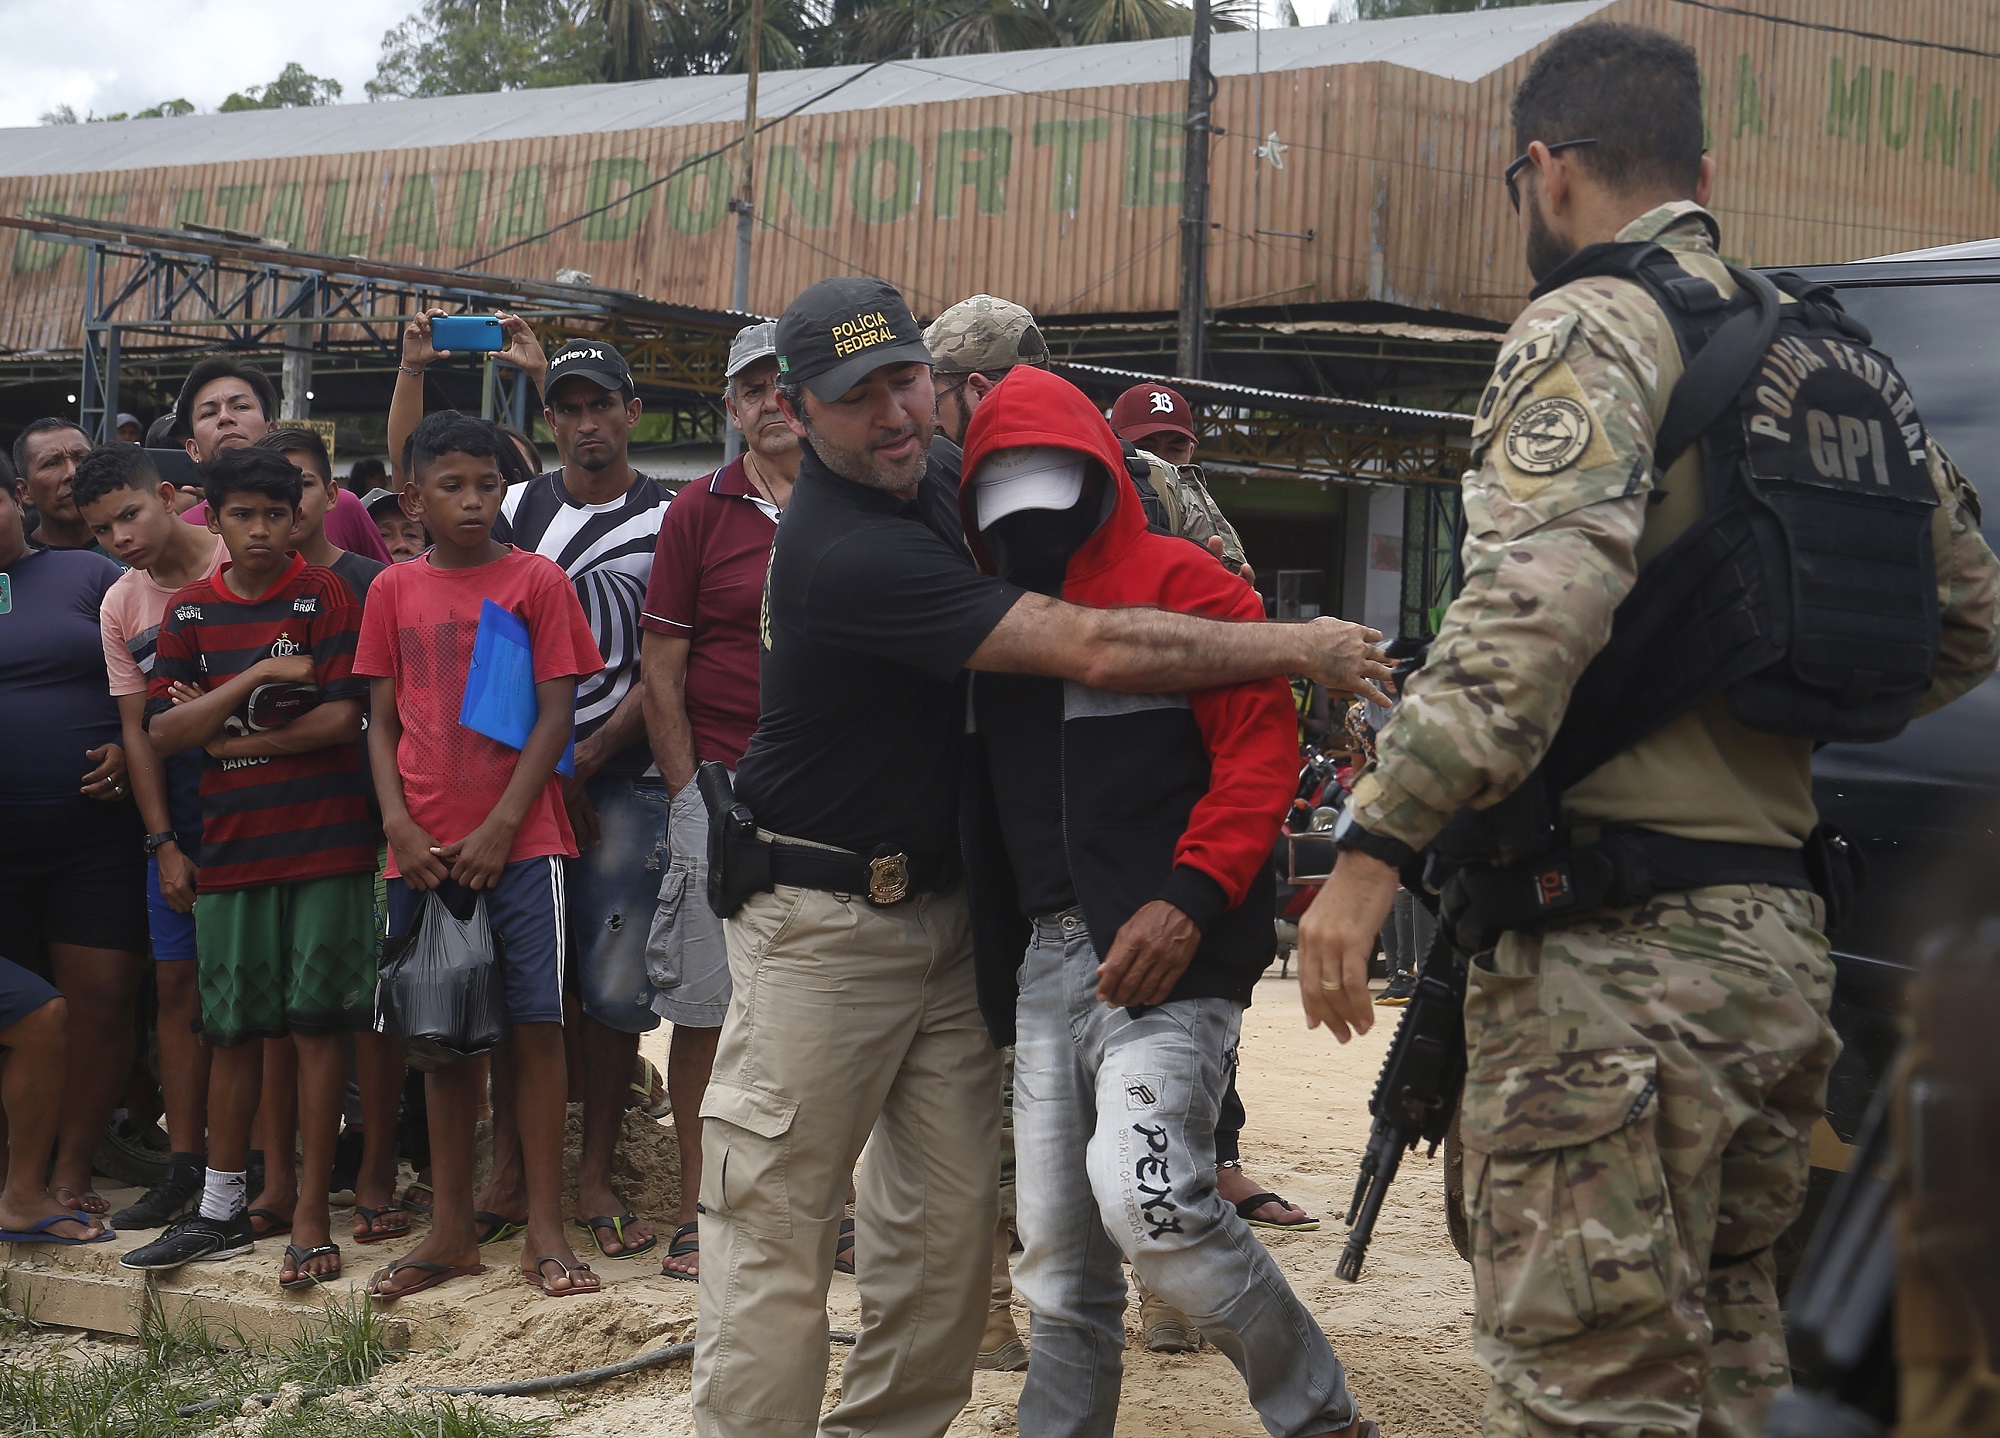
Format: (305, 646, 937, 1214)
(496, 335, 671, 1261)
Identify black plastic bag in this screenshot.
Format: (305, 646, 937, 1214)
(377, 881, 508, 1072)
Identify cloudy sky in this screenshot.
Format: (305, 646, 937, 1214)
(3, 0, 1337, 130)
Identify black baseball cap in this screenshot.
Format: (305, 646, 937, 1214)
(775, 277, 932, 402)
(544, 338, 635, 398)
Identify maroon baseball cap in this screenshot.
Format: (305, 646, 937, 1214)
(1109, 382, 1197, 443)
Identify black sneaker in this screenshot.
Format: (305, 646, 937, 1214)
(120, 1213, 255, 1271)
(109, 1162, 203, 1231)
(1375, 972, 1419, 1007)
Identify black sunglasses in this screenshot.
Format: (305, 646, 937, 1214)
(1505, 138, 1598, 212)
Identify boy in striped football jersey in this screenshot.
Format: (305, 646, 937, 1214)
(122, 447, 377, 1289)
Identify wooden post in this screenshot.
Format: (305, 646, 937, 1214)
(1177, 0, 1214, 380)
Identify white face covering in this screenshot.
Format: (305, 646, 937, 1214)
(973, 445, 1087, 530)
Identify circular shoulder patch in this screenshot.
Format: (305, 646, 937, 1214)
(1503, 396, 1593, 475)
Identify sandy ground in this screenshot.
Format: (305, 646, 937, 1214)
(0, 972, 1484, 1436)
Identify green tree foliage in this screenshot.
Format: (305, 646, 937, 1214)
(1332, 0, 1568, 17)
(220, 62, 344, 111)
(368, 0, 604, 99)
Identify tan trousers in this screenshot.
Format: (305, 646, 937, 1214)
(691, 883, 1004, 1438)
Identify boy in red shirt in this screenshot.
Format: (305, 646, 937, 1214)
(123, 448, 377, 1289)
(354, 411, 604, 1301)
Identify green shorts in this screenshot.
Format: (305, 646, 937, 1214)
(194, 872, 377, 1047)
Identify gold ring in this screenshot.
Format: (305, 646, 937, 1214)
(1317, 979, 1342, 990)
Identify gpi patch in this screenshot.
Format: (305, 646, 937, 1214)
(1503, 396, 1595, 474)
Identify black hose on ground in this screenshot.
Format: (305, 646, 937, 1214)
(174, 1330, 859, 1417)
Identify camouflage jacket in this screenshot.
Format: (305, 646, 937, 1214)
(1133, 448, 1247, 569)
(1349, 201, 2000, 854)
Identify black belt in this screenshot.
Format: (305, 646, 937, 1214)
(766, 842, 959, 906)
(1442, 827, 1815, 948)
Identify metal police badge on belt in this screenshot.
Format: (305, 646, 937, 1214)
(867, 852, 911, 905)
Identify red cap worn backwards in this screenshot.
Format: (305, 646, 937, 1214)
(1108, 381, 1197, 444)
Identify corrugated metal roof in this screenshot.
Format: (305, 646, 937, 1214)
(0, 0, 1611, 178)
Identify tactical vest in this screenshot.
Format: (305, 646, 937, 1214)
(1432, 242, 1936, 934)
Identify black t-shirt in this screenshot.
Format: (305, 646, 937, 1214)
(735, 446, 1022, 859)
(974, 673, 1076, 917)
(328, 549, 387, 604)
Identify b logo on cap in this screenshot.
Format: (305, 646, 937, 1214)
(1149, 391, 1176, 415)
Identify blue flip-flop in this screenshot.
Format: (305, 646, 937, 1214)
(0, 1212, 115, 1245)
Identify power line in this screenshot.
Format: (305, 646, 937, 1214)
(1668, 0, 2000, 62)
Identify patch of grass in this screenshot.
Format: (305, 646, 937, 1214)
(272, 1294, 391, 1389)
(259, 1394, 554, 1438)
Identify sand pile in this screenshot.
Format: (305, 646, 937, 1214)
(470, 1102, 683, 1224)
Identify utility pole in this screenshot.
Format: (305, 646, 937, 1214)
(1176, 0, 1215, 381)
(724, 0, 763, 464)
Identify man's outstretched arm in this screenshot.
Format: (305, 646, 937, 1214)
(966, 591, 1392, 703)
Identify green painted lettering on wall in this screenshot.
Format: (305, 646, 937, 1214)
(175, 188, 207, 227)
(13, 200, 68, 273)
(1124, 113, 1181, 207)
(763, 143, 838, 229)
(213, 184, 262, 232)
(1882, 71, 1914, 150)
(489, 166, 548, 246)
(1033, 118, 1108, 213)
(581, 158, 650, 241)
(449, 171, 485, 249)
(384, 174, 441, 250)
(82, 192, 128, 222)
(263, 182, 305, 249)
(1827, 59, 1870, 140)
(1924, 83, 1964, 167)
(851, 136, 917, 225)
(665, 155, 731, 234)
(1733, 53, 1763, 138)
(934, 127, 1011, 218)
(320, 179, 370, 252)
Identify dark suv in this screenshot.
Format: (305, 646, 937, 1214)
(1762, 248, 2000, 1264)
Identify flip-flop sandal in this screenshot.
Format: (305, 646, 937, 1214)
(53, 1188, 110, 1217)
(834, 1217, 856, 1276)
(0, 1212, 115, 1245)
(475, 1211, 528, 1246)
(280, 1243, 343, 1291)
(523, 1254, 600, 1297)
(660, 1221, 699, 1281)
(629, 1058, 673, 1119)
(400, 1181, 435, 1214)
(351, 1203, 412, 1245)
(575, 1212, 657, 1259)
(1233, 1192, 1321, 1232)
(246, 1208, 293, 1240)
(368, 1258, 486, 1304)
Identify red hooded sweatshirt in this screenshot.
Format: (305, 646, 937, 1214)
(956, 367, 1296, 1034)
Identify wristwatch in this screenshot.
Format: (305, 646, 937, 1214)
(143, 832, 178, 856)
(1330, 808, 1417, 871)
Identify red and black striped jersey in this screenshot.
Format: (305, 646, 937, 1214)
(147, 554, 377, 893)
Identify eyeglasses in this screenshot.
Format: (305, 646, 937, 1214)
(1505, 138, 1598, 213)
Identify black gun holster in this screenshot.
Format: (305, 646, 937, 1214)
(696, 760, 771, 919)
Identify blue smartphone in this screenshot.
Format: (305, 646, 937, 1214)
(430, 315, 505, 352)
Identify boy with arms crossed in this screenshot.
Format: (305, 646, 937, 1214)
(122, 448, 377, 1290)
(76, 445, 223, 1232)
(356, 412, 604, 1301)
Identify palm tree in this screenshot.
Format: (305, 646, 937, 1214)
(595, 0, 661, 79)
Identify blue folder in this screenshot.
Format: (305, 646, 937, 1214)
(459, 599, 577, 777)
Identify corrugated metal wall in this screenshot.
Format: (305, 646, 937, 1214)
(0, 0, 1994, 354)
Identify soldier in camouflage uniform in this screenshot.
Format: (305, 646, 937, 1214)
(1109, 381, 1249, 571)
(1293, 24, 2000, 1438)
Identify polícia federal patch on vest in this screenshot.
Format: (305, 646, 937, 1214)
(1503, 395, 1594, 474)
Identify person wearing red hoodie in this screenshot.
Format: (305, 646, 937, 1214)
(958, 368, 1376, 1438)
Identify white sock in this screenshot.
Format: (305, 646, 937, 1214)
(198, 1168, 248, 1222)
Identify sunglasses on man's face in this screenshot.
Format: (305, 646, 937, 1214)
(1505, 138, 1599, 213)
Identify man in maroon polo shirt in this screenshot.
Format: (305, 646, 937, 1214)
(639, 321, 799, 1280)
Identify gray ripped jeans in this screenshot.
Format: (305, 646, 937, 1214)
(1011, 909, 1358, 1438)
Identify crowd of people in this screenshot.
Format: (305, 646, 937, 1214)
(6, 19, 1993, 1438)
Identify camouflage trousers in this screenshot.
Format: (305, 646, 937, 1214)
(1460, 883, 1839, 1438)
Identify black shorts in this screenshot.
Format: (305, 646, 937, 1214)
(0, 956, 59, 1033)
(0, 800, 149, 971)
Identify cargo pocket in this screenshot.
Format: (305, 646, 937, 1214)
(699, 1081, 800, 1239)
(645, 866, 690, 990)
(1460, 1046, 1672, 1345)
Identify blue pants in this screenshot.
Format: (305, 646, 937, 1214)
(568, 774, 667, 1033)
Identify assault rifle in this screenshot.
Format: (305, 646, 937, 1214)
(1336, 918, 1470, 1282)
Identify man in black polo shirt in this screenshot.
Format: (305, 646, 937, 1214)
(690, 277, 1391, 1438)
